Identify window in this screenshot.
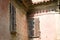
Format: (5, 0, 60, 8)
(28, 18, 34, 37)
(28, 17, 40, 38)
(10, 3, 16, 34)
(34, 18, 40, 37)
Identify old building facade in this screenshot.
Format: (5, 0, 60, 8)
(0, 0, 60, 40)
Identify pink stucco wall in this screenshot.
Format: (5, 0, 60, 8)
(33, 12, 60, 40)
(0, 0, 11, 40)
(39, 14, 56, 40)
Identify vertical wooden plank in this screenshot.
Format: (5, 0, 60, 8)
(34, 18, 40, 37)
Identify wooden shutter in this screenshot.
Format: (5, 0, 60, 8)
(28, 17, 40, 38)
(33, 18, 40, 37)
(10, 3, 16, 34)
(28, 18, 34, 37)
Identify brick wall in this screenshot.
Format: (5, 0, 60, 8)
(16, 7, 28, 40)
(0, 0, 11, 40)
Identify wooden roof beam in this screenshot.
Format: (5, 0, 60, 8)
(21, 0, 28, 9)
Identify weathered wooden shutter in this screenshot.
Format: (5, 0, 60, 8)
(28, 18, 34, 37)
(28, 17, 40, 38)
(10, 3, 16, 34)
(33, 18, 40, 37)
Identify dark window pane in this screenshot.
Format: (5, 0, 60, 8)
(28, 18, 40, 38)
(10, 3, 16, 34)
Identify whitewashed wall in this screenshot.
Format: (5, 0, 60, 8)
(33, 11, 60, 40)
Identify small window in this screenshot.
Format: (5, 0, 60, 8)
(9, 3, 16, 34)
(28, 18, 34, 37)
(28, 18, 40, 38)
